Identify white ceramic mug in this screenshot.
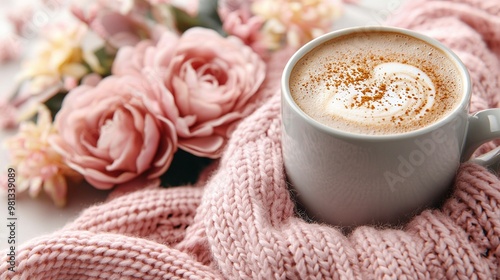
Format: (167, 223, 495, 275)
(281, 26, 500, 226)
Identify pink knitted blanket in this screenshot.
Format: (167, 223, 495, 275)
(2, 0, 500, 279)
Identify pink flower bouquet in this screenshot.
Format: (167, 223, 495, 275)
(0, 0, 346, 206)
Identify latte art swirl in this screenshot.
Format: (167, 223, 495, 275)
(325, 63, 436, 126)
(289, 31, 462, 135)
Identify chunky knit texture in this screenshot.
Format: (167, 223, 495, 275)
(2, 0, 500, 279)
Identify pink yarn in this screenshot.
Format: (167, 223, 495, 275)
(2, 0, 500, 279)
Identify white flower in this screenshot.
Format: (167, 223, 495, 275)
(19, 22, 89, 93)
(4, 105, 81, 206)
(251, 0, 343, 49)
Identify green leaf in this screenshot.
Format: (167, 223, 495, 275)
(92, 46, 116, 77)
(43, 91, 68, 120)
(172, 0, 226, 36)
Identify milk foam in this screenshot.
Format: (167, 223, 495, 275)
(325, 62, 436, 126)
(290, 31, 462, 135)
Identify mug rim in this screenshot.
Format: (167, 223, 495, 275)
(281, 26, 472, 141)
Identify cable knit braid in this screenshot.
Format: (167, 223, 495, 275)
(2, 0, 500, 279)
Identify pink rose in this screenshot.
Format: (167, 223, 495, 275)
(218, 0, 267, 57)
(50, 75, 177, 189)
(72, 3, 167, 49)
(113, 28, 266, 158)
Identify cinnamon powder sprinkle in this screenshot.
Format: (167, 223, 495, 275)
(296, 49, 457, 128)
(290, 32, 462, 135)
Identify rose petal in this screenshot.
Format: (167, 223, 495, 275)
(179, 136, 225, 158)
(135, 114, 161, 173)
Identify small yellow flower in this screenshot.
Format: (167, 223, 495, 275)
(19, 22, 89, 93)
(251, 0, 342, 49)
(4, 105, 81, 207)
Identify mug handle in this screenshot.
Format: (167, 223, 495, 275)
(462, 108, 500, 169)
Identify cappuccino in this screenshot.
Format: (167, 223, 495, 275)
(290, 31, 463, 135)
